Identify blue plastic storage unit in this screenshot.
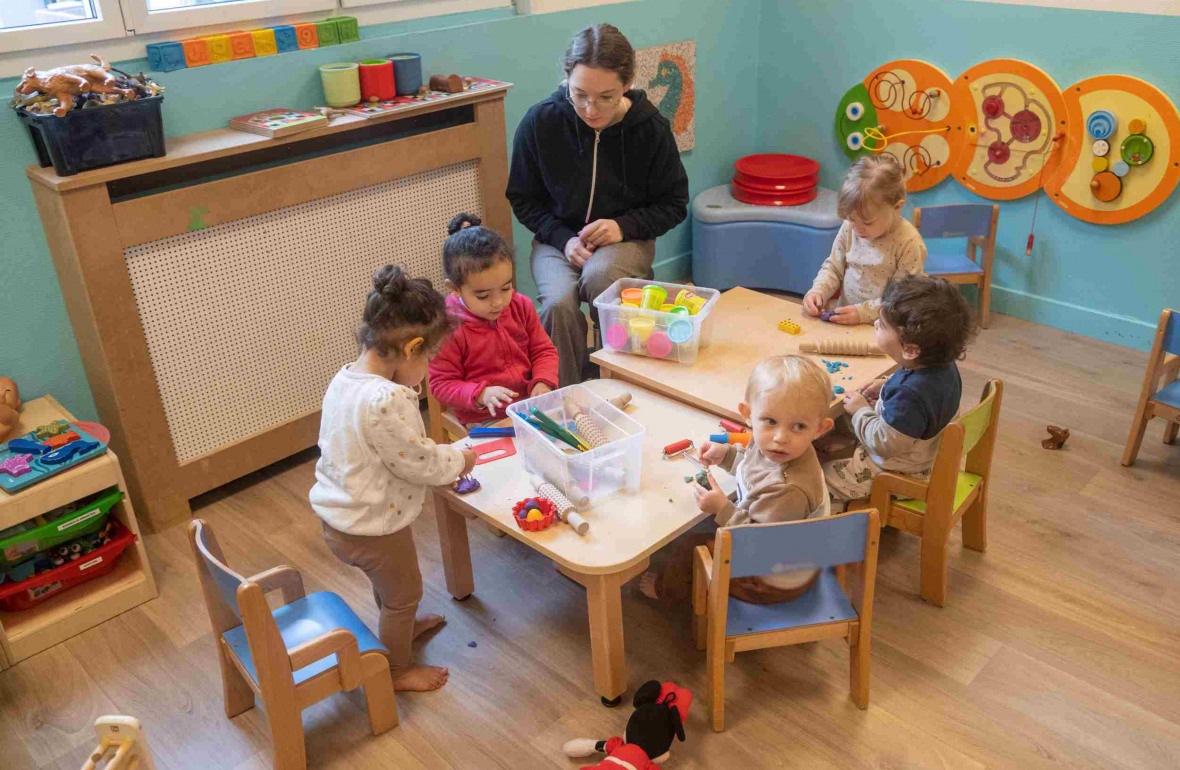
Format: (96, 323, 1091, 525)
(691, 184, 843, 295)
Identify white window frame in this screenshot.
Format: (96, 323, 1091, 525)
(0, 1, 129, 55)
(119, 0, 335, 35)
(515, 0, 634, 13)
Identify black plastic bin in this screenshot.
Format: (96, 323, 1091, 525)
(17, 95, 166, 177)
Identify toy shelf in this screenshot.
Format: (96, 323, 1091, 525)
(0, 396, 158, 665)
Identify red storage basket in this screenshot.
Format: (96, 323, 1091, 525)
(0, 521, 136, 611)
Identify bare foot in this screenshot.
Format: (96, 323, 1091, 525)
(413, 613, 445, 640)
(392, 664, 449, 692)
(639, 571, 661, 601)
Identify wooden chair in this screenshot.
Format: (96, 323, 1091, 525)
(188, 520, 397, 770)
(425, 379, 468, 444)
(862, 379, 1003, 606)
(691, 510, 881, 732)
(913, 204, 999, 328)
(1122, 309, 1180, 466)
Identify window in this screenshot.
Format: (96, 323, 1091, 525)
(121, 0, 337, 35)
(0, 0, 127, 53)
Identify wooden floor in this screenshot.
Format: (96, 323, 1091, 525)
(3, 312, 1179, 770)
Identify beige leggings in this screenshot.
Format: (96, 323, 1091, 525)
(321, 522, 422, 673)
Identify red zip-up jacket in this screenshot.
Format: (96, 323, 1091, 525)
(428, 293, 559, 425)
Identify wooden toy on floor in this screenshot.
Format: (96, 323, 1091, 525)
(799, 339, 885, 356)
(1042, 425, 1070, 450)
(80, 715, 157, 770)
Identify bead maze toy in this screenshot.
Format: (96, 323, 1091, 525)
(80, 715, 157, 770)
(0, 422, 106, 494)
(800, 339, 886, 356)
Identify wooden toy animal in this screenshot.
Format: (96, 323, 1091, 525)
(0, 377, 18, 440)
(16, 55, 134, 117)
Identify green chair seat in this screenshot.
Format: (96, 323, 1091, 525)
(894, 472, 982, 514)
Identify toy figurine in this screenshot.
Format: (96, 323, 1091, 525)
(1043, 425, 1070, 450)
(563, 680, 691, 768)
(0, 376, 18, 440)
(16, 55, 134, 117)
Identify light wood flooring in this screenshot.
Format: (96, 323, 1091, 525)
(2, 312, 1179, 770)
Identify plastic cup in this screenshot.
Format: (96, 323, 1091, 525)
(320, 62, 361, 108)
(646, 331, 673, 358)
(605, 323, 628, 350)
(640, 285, 667, 311)
(629, 317, 656, 349)
(668, 319, 694, 344)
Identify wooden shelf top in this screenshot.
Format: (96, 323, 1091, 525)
(0, 396, 120, 530)
(25, 83, 512, 193)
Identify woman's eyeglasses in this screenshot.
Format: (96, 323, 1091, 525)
(567, 90, 622, 111)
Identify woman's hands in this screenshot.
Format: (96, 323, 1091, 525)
(564, 236, 595, 268)
(579, 219, 622, 248)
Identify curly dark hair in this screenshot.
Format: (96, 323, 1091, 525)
(442, 212, 514, 288)
(879, 274, 976, 367)
(356, 265, 453, 357)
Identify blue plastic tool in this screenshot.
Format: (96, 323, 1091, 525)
(467, 426, 515, 438)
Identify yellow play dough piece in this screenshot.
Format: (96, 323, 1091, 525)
(1092, 156, 1109, 173)
(526, 510, 544, 522)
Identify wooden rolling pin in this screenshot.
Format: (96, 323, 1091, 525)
(799, 339, 885, 356)
(529, 474, 590, 534)
(563, 391, 634, 448)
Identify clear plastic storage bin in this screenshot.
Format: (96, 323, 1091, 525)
(507, 384, 644, 510)
(593, 278, 720, 364)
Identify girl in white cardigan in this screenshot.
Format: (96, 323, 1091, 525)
(310, 265, 476, 692)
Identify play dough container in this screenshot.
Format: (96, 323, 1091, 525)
(594, 278, 720, 364)
(507, 384, 644, 510)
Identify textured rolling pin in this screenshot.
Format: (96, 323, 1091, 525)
(799, 339, 885, 356)
(529, 474, 590, 534)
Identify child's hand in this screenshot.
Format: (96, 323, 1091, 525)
(460, 448, 477, 475)
(842, 391, 870, 415)
(699, 441, 728, 468)
(564, 237, 595, 268)
(692, 473, 729, 516)
(802, 292, 825, 317)
(829, 306, 861, 325)
(530, 382, 552, 398)
(478, 386, 517, 412)
(860, 378, 886, 399)
(579, 219, 623, 248)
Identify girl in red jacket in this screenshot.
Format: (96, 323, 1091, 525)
(429, 213, 560, 426)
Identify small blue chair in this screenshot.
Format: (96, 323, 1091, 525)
(691, 510, 881, 731)
(188, 520, 397, 770)
(1122, 309, 1180, 466)
(913, 204, 999, 327)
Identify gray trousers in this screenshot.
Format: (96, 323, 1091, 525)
(530, 239, 656, 387)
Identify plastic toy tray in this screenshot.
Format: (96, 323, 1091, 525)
(0, 520, 135, 612)
(0, 423, 108, 494)
(593, 279, 721, 365)
(0, 486, 123, 571)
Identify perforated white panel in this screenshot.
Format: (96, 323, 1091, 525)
(124, 160, 483, 463)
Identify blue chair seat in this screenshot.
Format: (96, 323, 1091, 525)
(223, 591, 388, 685)
(924, 249, 984, 276)
(725, 567, 856, 636)
(1154, 379, 1180, 410)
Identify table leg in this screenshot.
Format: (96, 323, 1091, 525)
(599, 366, 614, 380)
(433, 491, 474, 600)
(559, 559, 649, 706)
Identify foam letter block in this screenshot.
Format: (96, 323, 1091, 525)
(294, 22, 319, 49)
(206, 34, 233, 64)
(181, 38, 212, 67)
(330, 16, 359, 43)
(314, 19, 340, 46)
(229, 30, 255, 59)
(251, 28, 278, 57)
(273, 25, 298, 53)
(146, 42, 187, 72)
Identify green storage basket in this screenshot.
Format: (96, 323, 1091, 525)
(0, 486, 122, 571)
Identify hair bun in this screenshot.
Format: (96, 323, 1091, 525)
(447, 212, 482, 236)
(372, 264, 408, 298)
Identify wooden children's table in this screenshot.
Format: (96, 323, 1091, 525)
(591, 287, 897, 423)
(432, 379, 735, 705)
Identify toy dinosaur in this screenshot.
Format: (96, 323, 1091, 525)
(16, 55, 134, 117)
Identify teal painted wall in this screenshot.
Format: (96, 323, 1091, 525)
(1, 1, 760, 419)
(756, 0, 1179, 350)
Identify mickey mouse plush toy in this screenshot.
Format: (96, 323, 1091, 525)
(563, 680, 691, 769)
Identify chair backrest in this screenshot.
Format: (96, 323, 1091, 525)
(960, 379, 999, 454)
(727, 511, 869, 578)
(913, 204, 996, 240)
(191, 519, 246, 622)
(1161, 309, 1180, 357)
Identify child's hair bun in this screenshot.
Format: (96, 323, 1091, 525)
(447, 212, 483, 236)
(372, 264, 409, 299)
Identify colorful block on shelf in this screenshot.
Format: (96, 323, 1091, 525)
(273, 24, 298, 53)
(206, 34, 233, 64)
(146, 41, 187, 72)
(315, 19, 340, 46)
(181, 38, 212, 67)
(251, 28, 278, 57)
(329, 15, 359, 43)
(294, 22, 319, 49)
(229, 30, 255, 59)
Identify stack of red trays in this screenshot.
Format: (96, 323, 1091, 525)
(731, 154, 820, 206)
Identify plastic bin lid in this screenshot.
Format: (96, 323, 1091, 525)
(735, 154, 820, 181)
(692, 184, 842, 228)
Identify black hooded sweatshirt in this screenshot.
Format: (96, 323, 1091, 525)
(506, 85, 690, 253)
